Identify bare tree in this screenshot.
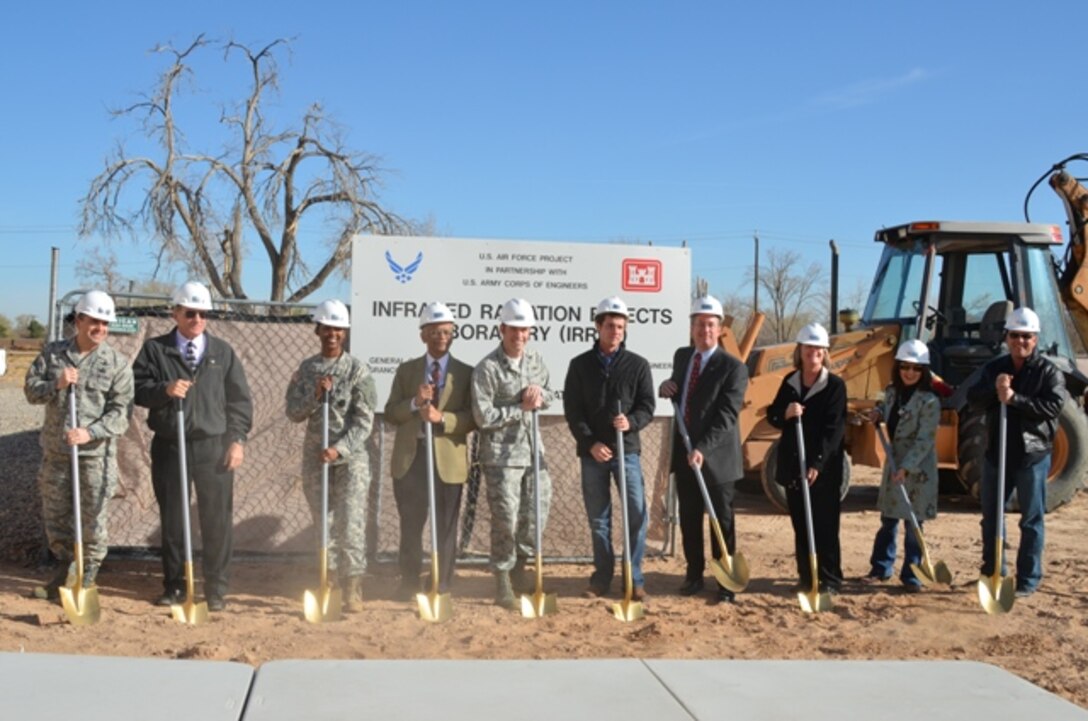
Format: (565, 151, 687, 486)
(75, 248, 128, 294)
(80, 36, 407, 303)
(748, 248, 827, 343)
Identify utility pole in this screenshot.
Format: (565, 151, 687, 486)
(47, 247, 60, 342)
(753, 230, 760, 316)
(829, 240, 840, 334)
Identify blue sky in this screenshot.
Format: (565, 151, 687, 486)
(2, 1, 1086, 324)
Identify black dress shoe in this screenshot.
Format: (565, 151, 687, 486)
(712, 586, 735, 604)
(155, 589, 184, 606)
(207, 595, 226, 612)
(678, 577, 705, 596)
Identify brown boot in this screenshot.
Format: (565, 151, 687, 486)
(343, 576, 364, 613)
(494, 571, 517, 610)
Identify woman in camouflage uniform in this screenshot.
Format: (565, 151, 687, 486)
(285, 300, 377, 612)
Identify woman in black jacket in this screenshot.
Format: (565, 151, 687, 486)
(767, 323, 847, 594)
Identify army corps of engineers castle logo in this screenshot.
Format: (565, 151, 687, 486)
(621, 258, 663, 292)
(385, 250, 423, 283)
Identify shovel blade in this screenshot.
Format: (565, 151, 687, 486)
(910, 561, 953, 588)
(417, 591, 452, 623)
(978, 575, 1016, 615)
(303, 587, 343, 623)
(170, 600, 210, 625)
(798, 589, 833, 614)
(59, 585, 101, 626)
(520, 591, 558, 618)
(612, 599, 644, 622)
(709, 552, 750, 593)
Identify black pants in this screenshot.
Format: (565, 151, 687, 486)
(675, 464, 736, 582)
(785, 481, 842, 588)
(393, 440, 463, 591)
(150, 434, 234, 597)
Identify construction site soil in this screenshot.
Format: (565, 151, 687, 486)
(1, 360, 1086, 709)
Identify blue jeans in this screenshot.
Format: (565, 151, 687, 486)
(980, 456, 1048, 591)
(580, 453, 647, 590)
(868, 516, 923, 586)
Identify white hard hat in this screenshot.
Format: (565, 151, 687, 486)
(419, 301, 455, 328)
(690, 295, 724, 318)
(312, 299, 351, 328)
(1005, 307, 1041, 334)
(172, 281, 213, 311)
(74, 290, 116, 323)
(594, 296, 630, 320)
(498, 298, 535, 328)
(796, 322, 830, 348)
(895, 339, 930, 365)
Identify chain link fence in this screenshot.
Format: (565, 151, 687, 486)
(56, 291, 678, 565)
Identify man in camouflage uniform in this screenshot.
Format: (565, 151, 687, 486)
(471, 298, 555, 609)
(285, 299, 377, 612)
(24, 290, 133, 600)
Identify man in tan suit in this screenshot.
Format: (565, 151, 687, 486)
(385, 302, 477, 599)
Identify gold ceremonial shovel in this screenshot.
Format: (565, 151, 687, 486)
(874, 423, 952, 587)
(521, 410, 557, 618)
(304, 390, 342, 622)
(978, 404, 1015, 614)
(417, 418, 452, 622)
(170, 399, 208, 625)
(59, 387, 101, 626)
(794, 421, 832, 613)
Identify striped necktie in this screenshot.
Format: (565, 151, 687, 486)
(185, 340, 197, 372)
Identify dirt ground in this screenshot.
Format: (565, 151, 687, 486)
(1, 470, 1086, 710)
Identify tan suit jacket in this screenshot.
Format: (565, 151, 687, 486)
(385, 354, 476, 484)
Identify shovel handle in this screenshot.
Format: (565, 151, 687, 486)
(794, 421, 819, 561)
(67, 387, 85, 555)
(615, 401, 634, 590)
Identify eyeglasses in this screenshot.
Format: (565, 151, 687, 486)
(1008, 332, 1035, 341)
(184, 310, 208, 319)
(899, 363, 924, 373)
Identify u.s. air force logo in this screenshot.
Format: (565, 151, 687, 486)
(385, 251, 423, 284)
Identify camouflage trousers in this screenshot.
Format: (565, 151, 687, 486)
(302, 455, 370, 577)
(482, 463, 551, 572)
(37, 445, 118, 567)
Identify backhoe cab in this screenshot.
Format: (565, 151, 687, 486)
(856, 220, 1088, 509)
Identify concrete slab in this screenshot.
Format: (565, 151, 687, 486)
(243, 659, 692, 721)
(0, 652, 254, 721)
(645, 659, 1087, 720)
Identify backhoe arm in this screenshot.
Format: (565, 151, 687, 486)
(1051, 169, 1088, 350)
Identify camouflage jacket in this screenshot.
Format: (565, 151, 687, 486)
(471, 344, 554, 466)
(285, 352, 377, 465)
(24, 338, 134, 457)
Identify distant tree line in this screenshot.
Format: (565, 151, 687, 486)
(0, 314, 46, 340)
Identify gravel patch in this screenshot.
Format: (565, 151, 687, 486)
(0, 385, 47, 564)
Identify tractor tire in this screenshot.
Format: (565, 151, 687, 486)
(957, 397, 1088, 512)
(760, 438, 851, 513)
(956, 409, 988, 495)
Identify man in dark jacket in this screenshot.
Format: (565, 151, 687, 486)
(563, 296, 655, 599)
(659, 296, 749, 603)
(133, 281, 253, 612)
(966, 306, 1064, 598)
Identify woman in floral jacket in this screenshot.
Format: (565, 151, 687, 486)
(864, 339, 941, 591)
